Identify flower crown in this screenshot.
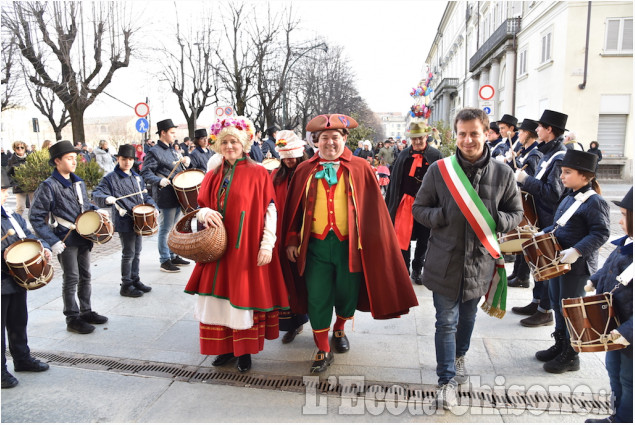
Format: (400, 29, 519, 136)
(209, 117, 254, 142)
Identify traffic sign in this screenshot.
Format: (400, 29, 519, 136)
(215, 106, 234, 117)
(135, 118, 149, 133)
(134, 102, 149, 118)
(483, 106, 491, 114)
(479, 85, 495, 101)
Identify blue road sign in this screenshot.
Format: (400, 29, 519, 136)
(483, 107, 491, 114)
(136, 118, 149, 133)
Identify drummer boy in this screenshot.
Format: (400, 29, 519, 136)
(93, 144, 158, 298)
(29, 140, 108, 335)
(2, 169, 51, 388)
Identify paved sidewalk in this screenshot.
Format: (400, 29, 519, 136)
(1, 181, 631, 422)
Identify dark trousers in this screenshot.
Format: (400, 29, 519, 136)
(402, 220, 431, 273)
(533, 280, 551, 311)
(1, 292, 30, 370)
(512, 254, 530, 279)
(58, 245, 92, 322)
(119, 232, 142, 285)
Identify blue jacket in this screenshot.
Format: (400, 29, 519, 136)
(591, 236, 633, 357)
(29, 170, 98, 248)
(491, 132, 518, 158)
(140, 141, 183, 209)
(92, 165, 157, 233)
(520, 136, 566, 229)
(249, 142, 264, 163)
(514, 142, 542, 177)
(543, 185, 610, 276)
(261, 137, 280, 159)
(189, 147, 214, 172)
(2, 207, 50, 294)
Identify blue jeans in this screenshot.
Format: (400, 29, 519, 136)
(606, 349, 633, 422)
(158, 207, 180, 263)
(432, 290, 480, 385)
(119, 232, 142, 285)
(548, 273, 587, 337)
(57, 245, 92, 321)
(532, 280, 551, 311)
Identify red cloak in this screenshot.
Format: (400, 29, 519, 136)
(281, 148, 418, 319)
(184, 158, 289, 311)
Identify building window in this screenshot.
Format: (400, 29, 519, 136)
(540, 30, 552, 64)
(518, 48, 527, 76)
(597, 114, 628, 157)
(604, 18, 633, 54)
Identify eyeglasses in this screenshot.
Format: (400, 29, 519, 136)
(15, 146, 25, 150)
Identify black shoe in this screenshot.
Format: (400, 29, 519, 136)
(520, 310, 554, 327)
(133, 280, 152, 293)
(120, 284, 144, 298)
(80, 311, 108, 324)
(511, 302, 539, 316)
(282, 325, 303, 344)
(212, 353, 236, 366)
(536, 330, 567, 362)
(507, 276, 530, 288)
(544, 345, 580, 374)
(310, 351, 334, 373)
(1, 370, 18, 388)
(171, 256, 190, 266)
(160, 260, 180, 273)
(410, 270, 423, 286)
(331, 330, 350, 353)
(237, 354, 251, 373)
(507, 273, 517, 281)
(66, 317, 95, 334)
(14, 357, 49, 372)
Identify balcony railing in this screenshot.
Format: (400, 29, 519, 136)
(469, 17, 521, 72)
(434, 78, 460, 95)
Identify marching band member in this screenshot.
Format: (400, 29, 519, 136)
(92, 144, 158, 298)
(189, 129, 214, 172)
(29, 140, 108, 334)
(1, 169, 50, 388)
(492, 114, 519, 162)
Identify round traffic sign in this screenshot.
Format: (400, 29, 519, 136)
(483, 106, 492, 114)
(215, 107, 224, 117)
(479, 85, 495, 101)
(134, 102, 149, 118)
(224, 106, 233, 116)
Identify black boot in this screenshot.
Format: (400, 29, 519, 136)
(536, 330, 567, 362)
(543, 344, 580, 374)
(132, 280, 152, 293)
(410, 268, 423, 286)
(120, 283, 144, 298)
(1, 370, 18, 388)
(237, 354, 251, 373)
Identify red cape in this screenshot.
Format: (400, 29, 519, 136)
(184, 158, 289, 311)
(281, 148, 418, 319)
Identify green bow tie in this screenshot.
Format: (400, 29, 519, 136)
(315, 162, 338, 186)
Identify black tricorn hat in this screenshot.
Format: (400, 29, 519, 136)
(115, 144, 136, 159)
(519, 119, 539, 133)
(1, 168, 11, 189)
(538, 109, 568, 131)
(613, 187, 633, 211)
(560, 150, 598, 173)
(194, 129, 208, 139)
(48, 140, 81, 166)
(497, 114, 518, 128)
(156, 119, 177, 135)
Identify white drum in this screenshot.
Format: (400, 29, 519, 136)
(172, 169, 205, 213)
(75, 210, 113, 244)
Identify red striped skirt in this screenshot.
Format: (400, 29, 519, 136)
(199, 310, 280, 357)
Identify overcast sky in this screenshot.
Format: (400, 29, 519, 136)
(84, 0, 447, 122)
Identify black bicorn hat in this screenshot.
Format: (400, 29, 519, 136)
(48, 140, 81, 166)
(613, 187, 633, 211)
(519, 119, 539, 133)
(560, 149, 598, 174)
(538, 109, 568, 131)
(194, 128, 208, 139)
(497, 114, 518, 128)
(156, 119, 177, 135)
(115, 144, 136, 159)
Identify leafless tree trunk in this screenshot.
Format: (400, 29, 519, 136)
(1, 34, 21, 111)
(2, 2, 135, 143)
(23, 76, 70, 141)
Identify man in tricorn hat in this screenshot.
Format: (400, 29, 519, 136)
(512, 109, 569, 327)
(141, 119, 191, 273)
(282, 114, 418, 374)
(385, 121, 442, 285)
(188, 129, 214, 172)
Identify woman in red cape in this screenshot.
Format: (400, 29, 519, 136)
(184, 116, 289, 373)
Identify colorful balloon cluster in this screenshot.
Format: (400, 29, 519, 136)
(409, 71, 434, 119)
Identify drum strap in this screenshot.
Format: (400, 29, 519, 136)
(555, 190, 597, 228)
(535, 151, 565, 180)
(134, 176, 143, 203)
(5, 209, 27, 239)
(617, 263, 634, 286)
(74, 181, 85, 211)
(52, 215, 74, 230)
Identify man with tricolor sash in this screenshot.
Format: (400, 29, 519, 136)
(412, 108, 523, 410)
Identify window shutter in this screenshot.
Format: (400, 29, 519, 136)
(606, 19, 620, 50)
(597, 114, 627, 157)
(622, 18, 633, 50)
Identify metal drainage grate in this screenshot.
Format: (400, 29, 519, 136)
(19, 350, 612, 413)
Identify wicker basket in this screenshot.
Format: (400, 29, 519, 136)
(168, 210, 227, 263)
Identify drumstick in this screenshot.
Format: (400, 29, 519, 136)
(166, 160, 183, 181)
(114, 189, 148, 201)
(1, 229, 16, 242)
(60, 224, 77, 244)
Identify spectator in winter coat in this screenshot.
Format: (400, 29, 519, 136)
(587, 141, 603, 162)
(7, 141, 34, 218)
(94, 140, 115, 174)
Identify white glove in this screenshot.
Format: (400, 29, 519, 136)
(105, 196, 116, 205)
(159, 178, 170, 188)
(494, 155, 506, 163)
(100, 209, 110, 217)
(181, 156, 191, 167)
(609, 330, 630, 346)
(515, 169, 529, 184)
(534, 231, 545, 237)
(560, 247, 581, 264)
(505, 150, 514, 162)
(584, 279, 595, 292)
(52, 241, 65, 256)
(197, 207, 213, 223)
(43, 248, 52, 262)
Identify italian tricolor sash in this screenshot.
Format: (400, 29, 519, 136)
(437, 156, 507, 318)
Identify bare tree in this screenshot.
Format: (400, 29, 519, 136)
(158, 5, 220, 138)
(23, 75, 70, 141)
(2, 2, 135, 143)
(1, 34, 21, 111)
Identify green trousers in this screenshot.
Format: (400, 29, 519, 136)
(304, 232, 362, 330)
